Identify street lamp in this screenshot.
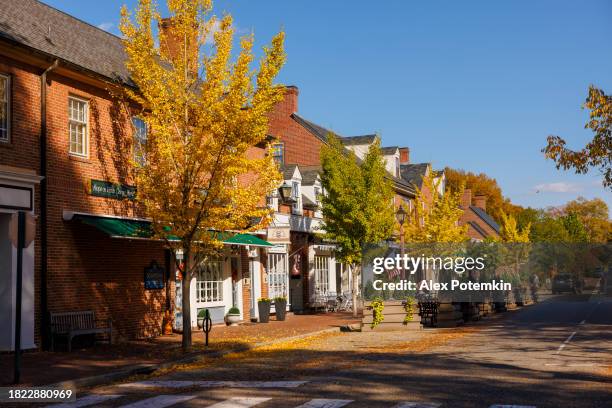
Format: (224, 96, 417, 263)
(278, 182, 294, 203)
(396, 205, 407, 279)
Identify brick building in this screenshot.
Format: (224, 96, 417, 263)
(459, 189, 500, 241)
(0, 0, 271, 350)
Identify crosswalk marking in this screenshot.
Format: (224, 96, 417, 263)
(294, 399, 353, 408)
(207, 397, 272, 408)
(119, 380, 307, 389)
(46, 394, 123, 408)
(118, 395, 196, 408)
(393, 403, 441, 408)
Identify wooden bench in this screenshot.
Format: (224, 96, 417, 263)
(49, 311, 112, 352)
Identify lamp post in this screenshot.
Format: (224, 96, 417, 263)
(396, 205, 407, 280)
(278, 182, 294, 203)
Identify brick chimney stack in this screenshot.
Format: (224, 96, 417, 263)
(283, 86, 299, 114)
(461, 189, 472, 209)
(473, 195, 487, 211)
(399, 147, 410, 164)
(159, 18, 198, 75)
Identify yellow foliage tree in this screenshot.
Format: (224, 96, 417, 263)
(120, 0, 285, 351)
(402, 175, 468, 244)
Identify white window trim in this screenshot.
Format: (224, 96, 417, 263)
(68, 95, 89, 158)
(0, 73, 10, 143)
(291, 180, 302, 215)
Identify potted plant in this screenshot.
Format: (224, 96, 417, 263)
(197, 308, 207, 329)
(257, 297, 271, 323)
(225, 307, 241, 326)
(274, 296, 288, 321)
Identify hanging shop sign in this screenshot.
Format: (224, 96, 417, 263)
(266, 226, 291, 244)
(90, 179, 136, 201)
(0, 184, 33, 211)
(144, 260, 165, 290)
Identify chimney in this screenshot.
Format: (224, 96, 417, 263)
(473, 195, 487, 211)
(461, 189, 472, 209)
(159, 18, 198, 75)
(283, 86, 299, 114)
(399, 147, 410, 164)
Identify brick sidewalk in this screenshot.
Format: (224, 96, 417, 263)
(0, 312, 359, 386)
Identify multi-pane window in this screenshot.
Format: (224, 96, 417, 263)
(314, 256, 330, 295)
(68, 97, 88, 156)
(0, 74, 9, 142)
(271, 142, 284, 165)
(132, 117, 147, 165)
(268, 253, 288, 300)
(291, 181, 302, 214)
(196, 258, 223, 302)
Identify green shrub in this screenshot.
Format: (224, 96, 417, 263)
(197, 309, 208, 318)
(257, 297, 271, 303)
(228, 307, 240, 315)
(274, 296, 287, 303)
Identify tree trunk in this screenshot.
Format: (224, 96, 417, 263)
(351, 263, 360, 317)
(181, 250, 192, 352)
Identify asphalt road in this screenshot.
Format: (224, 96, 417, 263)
(66, 292, 612, 408)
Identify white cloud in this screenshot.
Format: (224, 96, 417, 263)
(533, 182, 583, 193)
(97, 22, 114, 32)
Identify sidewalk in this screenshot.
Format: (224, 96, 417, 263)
(0, 312, 359, 387)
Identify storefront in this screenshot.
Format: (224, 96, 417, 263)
(0, 166, 42, 351)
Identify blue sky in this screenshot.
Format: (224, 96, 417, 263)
(43, 0, 611, 213)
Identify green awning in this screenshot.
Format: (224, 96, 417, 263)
(223, 233, 274, 247)
(73, 214, 271, 247)
(76, 214, 155, 239)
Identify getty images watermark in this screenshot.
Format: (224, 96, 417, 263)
(371, 254, 511, 292)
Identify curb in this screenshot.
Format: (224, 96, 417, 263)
(47, 326, 344, 390)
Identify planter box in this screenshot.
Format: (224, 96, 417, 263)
(275, 299, 287, 321)
(258, 302, 271, 323)
(361, 301, 422, 331)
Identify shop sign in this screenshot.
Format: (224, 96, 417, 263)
(144, 261, 165, 290)
(268, 244, 287, 254)
(267, 226, 291, 244)
(90, 179, 136, 200)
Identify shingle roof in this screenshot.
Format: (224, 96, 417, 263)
(279, 164, 299, 180)
(341, 135, 377, 146)
(381, 146, 399, 155)
(291, 114, 335, 143)
(300, 165, 321, 186)
(400, 163, 429, 187)
(0, 0, 129, 82)
(468, 221, 489, 239)
(470, 206, 500, 234)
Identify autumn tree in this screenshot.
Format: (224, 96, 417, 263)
(544, 86, 612, 190)
(444, 167, 520, 223)
(402, 175, 468, 244)
(563, 197, 611, 243)
(320, 134, 395, 316)
(120, 0, 285, 351)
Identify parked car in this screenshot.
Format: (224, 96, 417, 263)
(552, 274, 582, 294)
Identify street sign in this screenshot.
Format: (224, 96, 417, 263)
(9, 212, 35, 248)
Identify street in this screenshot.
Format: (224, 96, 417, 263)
(58, 292, 612, 408)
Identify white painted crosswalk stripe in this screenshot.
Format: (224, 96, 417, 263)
(46, 394, 123, 408)
(294, 399, 353, 408)
(393, 402, 441, 408)
(119, 380, 307, 389)
(207, 397, 271, 408)
(118, 395, 196, 408)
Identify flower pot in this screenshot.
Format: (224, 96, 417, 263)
(226, 313, 240, 326)
(258, 302, 271, 323)
(197, 318, 203, 329)
(275, 299, 287, 321)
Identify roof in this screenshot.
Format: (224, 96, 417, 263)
(300, 165, 321, 186)
(341, 135, 377, 146)
(468, 221, 489, 239)
(400, 163, 430, 187)
(302, 194, 318, 209)
(279, 164, 299, 180)
(291, 114, 335, 143)
(381, 146, 399, 155)
(470, 206, 500, 234)
(0, 0, 129, 82)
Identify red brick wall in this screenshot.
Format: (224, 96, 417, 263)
(268, 87, 324, 166)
